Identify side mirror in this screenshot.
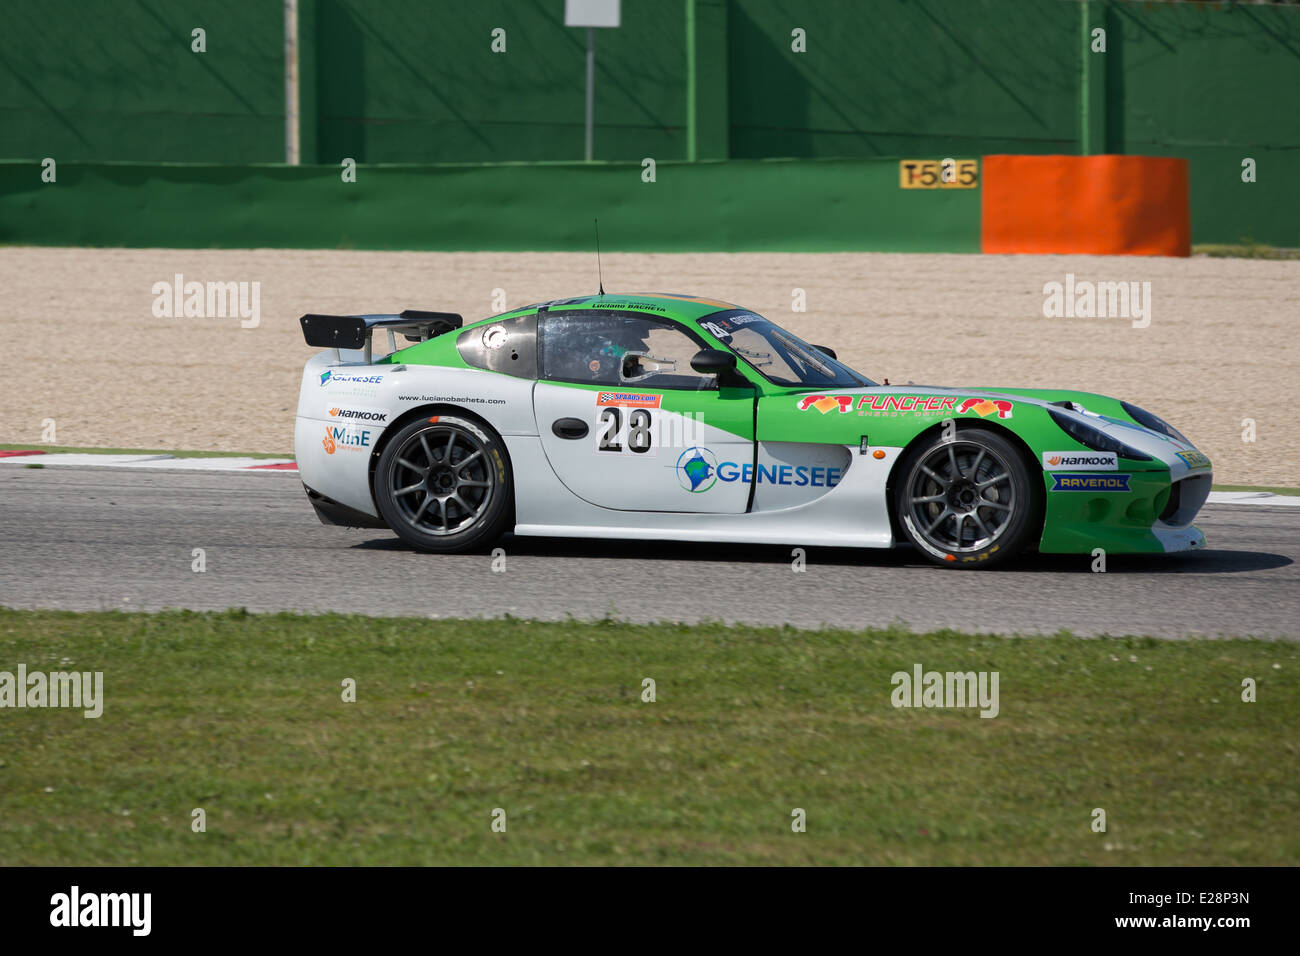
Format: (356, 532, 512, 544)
(812, 344, 837, 360)
(690, 348, 737, 374)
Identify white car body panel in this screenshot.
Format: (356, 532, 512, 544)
(532, 382, 752, 513)
(296, 349, 904, 545)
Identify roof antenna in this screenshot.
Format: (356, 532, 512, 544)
(594, 218, 605, 296)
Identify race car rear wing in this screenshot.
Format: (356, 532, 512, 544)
(299, 310, 463, 363)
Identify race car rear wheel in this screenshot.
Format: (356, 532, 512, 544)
(374, 414, 512, 553)
(894, 428, 1038, 569)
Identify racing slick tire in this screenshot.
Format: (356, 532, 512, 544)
(893, 427, 1040, 569)
(374, 414, 513, 553)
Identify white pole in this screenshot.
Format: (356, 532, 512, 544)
(285, 0, 300, 165)
(584, 26, 595, 161)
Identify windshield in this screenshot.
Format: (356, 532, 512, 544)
(697, 310, 874, 388)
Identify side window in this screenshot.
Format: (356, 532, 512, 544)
(456, 313, 538, 379)
(539, 311, 715, 390)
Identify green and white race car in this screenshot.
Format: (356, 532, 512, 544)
(294, 293, 1211, 568)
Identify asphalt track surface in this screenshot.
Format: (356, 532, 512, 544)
(1, 466, 1296, 639)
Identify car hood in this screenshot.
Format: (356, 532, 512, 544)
(785, 383, 1208, 477)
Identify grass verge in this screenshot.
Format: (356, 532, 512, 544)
(0, 609, 1294, 865)
(1193, 242, 1300, 260)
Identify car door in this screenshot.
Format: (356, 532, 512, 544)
(533, 308, 754, 513)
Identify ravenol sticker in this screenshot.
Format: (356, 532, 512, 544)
(597, 391, 662, 408)
(1177, 450, 1211, 470)
(1042, 452, 1117, 471)
(1051, 473, 1131, 492)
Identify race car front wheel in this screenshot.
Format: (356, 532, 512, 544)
(374, 414, 512, 553)
(894, 427, 1039, 569)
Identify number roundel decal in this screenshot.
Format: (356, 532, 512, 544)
(597, 406, 654, 454)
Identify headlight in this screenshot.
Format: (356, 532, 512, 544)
(1048, 410, 1152, 460)
(1121, 402, 1192, 445)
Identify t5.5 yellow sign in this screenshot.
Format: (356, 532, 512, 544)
(899, 159, 979, 189)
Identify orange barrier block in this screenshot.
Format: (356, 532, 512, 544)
(981, 155, 1190, 256)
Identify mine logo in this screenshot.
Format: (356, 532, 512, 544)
(322, 424, 373, 455)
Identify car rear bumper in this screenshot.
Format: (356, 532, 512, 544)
(303, 483, 389, 529)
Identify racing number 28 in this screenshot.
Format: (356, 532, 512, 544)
(597, 407, 653, 454)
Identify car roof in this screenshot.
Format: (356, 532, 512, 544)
(497, 293, 746, 325)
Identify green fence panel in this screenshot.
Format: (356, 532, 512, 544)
(0, 157, 979, 252)
(0, 0, 284, 163)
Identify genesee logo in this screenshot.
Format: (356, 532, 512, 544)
(1051, 473, 1131, 492)
(320, 371, 383, 387)
(718, 461, 842, 488)
(674, 447, 718, 492)
(674, 447, 844, 493)
(328, 407, 388, 422)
